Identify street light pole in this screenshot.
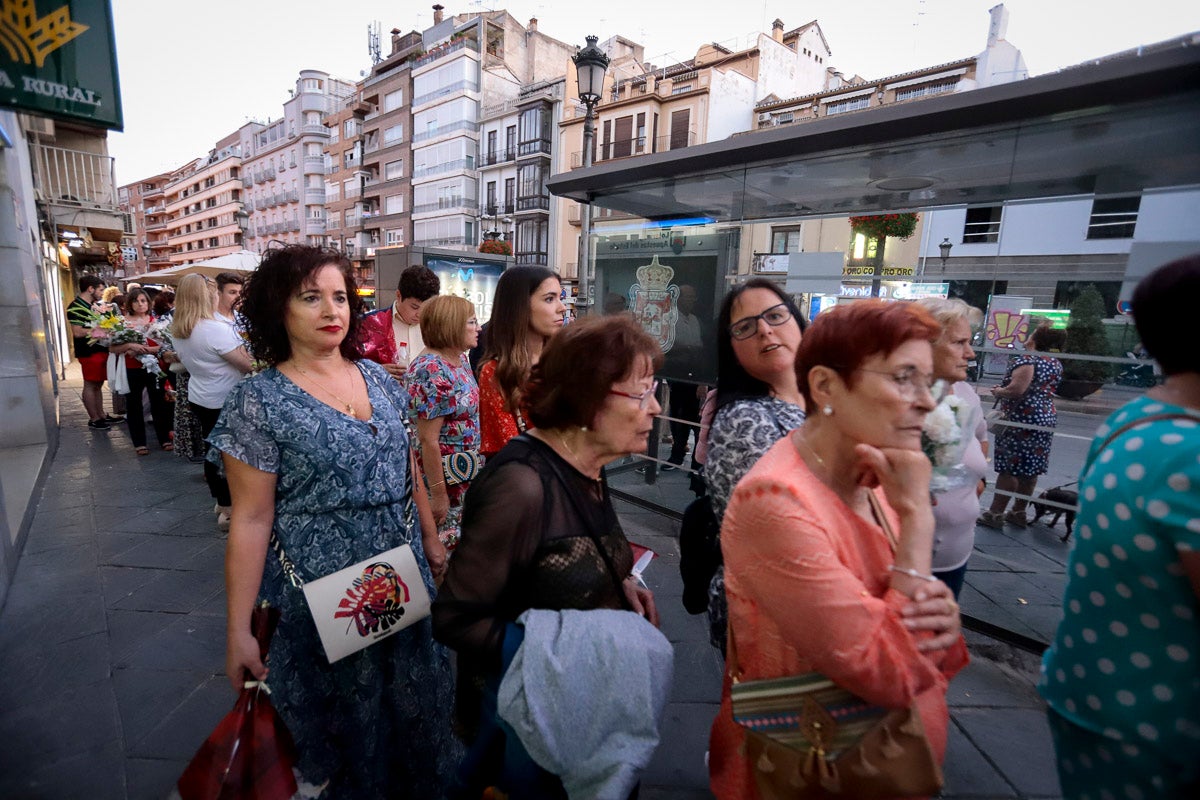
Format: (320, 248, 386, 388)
(573, 35, 609, 312)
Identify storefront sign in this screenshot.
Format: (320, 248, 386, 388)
(0, 0, 123, 129)
(839, 284, 873, 298)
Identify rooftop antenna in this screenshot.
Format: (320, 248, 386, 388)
(368, 21, 382, 64)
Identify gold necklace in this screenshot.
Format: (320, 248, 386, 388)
(294, 360, 358, 416)
(794, 430, 828, 472)
(557, 429, 601, 482)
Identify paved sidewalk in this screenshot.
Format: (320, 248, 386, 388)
(0, 370, 1063, 798)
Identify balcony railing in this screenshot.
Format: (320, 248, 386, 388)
(412, 119, 479, 144)
(32, 144, 117, 208)
(305, 188, 326, 205)
(412, 157, 475, 180)
(482, 148, 516, 167)
(411, 38, 479, 71)
(516, 196, 550, 212)
(303, 156, 325, 172)
(413, 79, 479, 108)
(517, 138, 552, 157)
(413, 199, 478, 214)
(413, 235, 467, 246)
(570, 131, 696, 168)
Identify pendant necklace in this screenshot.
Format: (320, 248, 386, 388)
(294, 359, 358, 417)
(557, 429, 601, 483)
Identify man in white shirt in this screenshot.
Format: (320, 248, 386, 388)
(213, 272, 245, 335)
(359, 265, 441, 378)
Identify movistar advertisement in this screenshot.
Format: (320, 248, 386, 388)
(0, 0, 123, 129)
(423, 255, 505, 324)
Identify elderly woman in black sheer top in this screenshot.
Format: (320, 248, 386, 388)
(433, 315, 662, 796)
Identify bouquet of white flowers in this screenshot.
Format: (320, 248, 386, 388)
(922, 383, 975, 493)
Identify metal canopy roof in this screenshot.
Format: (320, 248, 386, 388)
(547, 44, 1200, 221)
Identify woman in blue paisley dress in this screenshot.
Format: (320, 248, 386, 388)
(211, 246, 460, 798)
(704, 279, 807, 652)
(979, 324, 1066, 529)
(406, 294, 482, 553)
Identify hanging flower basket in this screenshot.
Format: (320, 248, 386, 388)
(849, 213, 919, 241)
(478, 239, 512, 256)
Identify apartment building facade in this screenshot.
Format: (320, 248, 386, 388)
(118, 169, 173, 276)
(239, 70, 356, 252)
(161, 135, 245, 267)
(358, 28, 423, 288)
(322, 86, 375, 286)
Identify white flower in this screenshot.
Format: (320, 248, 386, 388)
(923, 403, 958, 443)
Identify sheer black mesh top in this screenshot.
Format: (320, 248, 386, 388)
(432, 434, 634, 670)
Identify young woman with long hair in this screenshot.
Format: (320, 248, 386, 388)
(110, 288, 173, 455)
(476, 266, 566, 457)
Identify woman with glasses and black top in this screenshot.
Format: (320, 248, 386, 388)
(434, 316, 662, 798)
(702, 279, 808, 652)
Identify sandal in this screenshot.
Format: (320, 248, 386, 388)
(977, 510, 1005, 529)
(1005, 511, 1029, 529)
(162, 442, 174, 451)
(135, 446, 150, 456)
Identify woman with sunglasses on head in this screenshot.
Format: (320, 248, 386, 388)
(434, 316, 662, 798)
(702, 279, 808, 653)
(709, 300, 967, 799)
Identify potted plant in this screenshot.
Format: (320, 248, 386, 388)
(478, 239, 512, 256)
(848, 212, 920, 241)
(1057, 283, 1109, 400)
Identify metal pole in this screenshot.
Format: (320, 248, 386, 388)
(578, 102, 596, 311)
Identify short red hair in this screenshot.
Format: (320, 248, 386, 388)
(795, 300, 940, 409)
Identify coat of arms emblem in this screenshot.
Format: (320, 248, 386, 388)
(628, 256, 680, 353)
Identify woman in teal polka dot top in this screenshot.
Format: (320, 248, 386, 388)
(1041, 255, 1200, 799)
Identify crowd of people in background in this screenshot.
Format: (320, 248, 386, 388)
(63, 248, 1197, 799)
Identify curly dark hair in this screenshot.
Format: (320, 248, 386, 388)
(398, 265, 440, 302)
(240, 245, 364, 365)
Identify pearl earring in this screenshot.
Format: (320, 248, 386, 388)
(823, 405, 833, 416)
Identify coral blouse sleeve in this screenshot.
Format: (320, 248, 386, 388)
(478, 360, 519, 456)
(723, 476, 961, 709)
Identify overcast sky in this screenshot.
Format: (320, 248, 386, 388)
(107, 0, 1200, 185)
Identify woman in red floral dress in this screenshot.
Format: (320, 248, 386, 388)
(476, 266, 566, 457)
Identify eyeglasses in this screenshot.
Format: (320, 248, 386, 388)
(729, 303, 792, 340)
(856, 366, 943, 400)
(609, 380, 659, 410)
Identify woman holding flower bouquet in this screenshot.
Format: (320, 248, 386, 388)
(917, 298, 989, 598)
(110, 288, 174, 456)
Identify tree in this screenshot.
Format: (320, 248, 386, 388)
(1062, 284, 1109, 382)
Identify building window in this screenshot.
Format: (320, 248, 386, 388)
(515, 218, 549, 265)
(302, 78, 324, 92)
(383, 89, 404, 112)
(825, 96, 870, 115)
(504, 177, 515, 212)
(384, 194, 404, 215)
(385, 229, 404, 246)
(344, 119, 362, 138)
(308, 207, 324, 219)
(383, 124, 404, 144)
(384, 160, 404, 180)
(963, 206, 1003, 243)
(670, 84, 693, 95)
(771, 227, 802, 254)
(1087, 196, 1140, 239)
(325, 181, 340, 202)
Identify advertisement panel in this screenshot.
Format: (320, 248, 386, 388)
(423, 255, 505, 324)
(0, 0, 123, 129)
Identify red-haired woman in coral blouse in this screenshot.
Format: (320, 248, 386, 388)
(710, 300, 969, 799)
(476, 266, 566, 456)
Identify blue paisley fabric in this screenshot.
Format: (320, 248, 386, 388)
(208, 359, 461, 798)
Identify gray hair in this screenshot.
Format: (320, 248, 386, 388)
(915, 297, 977, 335)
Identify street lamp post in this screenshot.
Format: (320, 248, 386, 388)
(939, 238, 953, 271)
(573, 35, 609, 311)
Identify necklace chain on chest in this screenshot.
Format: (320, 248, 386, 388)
(294, 360, 358, 416)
